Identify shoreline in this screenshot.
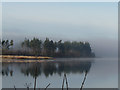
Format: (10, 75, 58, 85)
(0, 55, 52, 60)
(0, 55, 53, 63)
(0, 55, 95, 63)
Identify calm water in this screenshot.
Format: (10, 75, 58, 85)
(1, 58, 118, 88)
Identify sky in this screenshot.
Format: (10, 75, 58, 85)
(2, 2, 118, 57)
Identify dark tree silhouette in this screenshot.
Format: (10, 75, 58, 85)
(1, 40, 14, 50)
(2, 37, 95, 57)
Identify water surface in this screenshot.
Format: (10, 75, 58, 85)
(1, 58, 118, 88)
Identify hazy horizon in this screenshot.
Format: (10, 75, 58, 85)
(2, 2, 118, 58)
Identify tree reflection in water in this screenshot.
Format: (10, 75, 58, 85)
(2, 59, 93, 78)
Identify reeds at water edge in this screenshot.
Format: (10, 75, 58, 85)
(13, 67, 88, 90)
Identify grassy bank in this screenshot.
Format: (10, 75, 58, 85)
(0, 55, 52, 60)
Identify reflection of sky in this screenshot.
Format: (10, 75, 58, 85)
(2, 2, 118, 57)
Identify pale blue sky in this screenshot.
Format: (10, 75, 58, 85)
(2, 2, 118, 57)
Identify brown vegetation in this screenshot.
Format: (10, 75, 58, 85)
(0, 55, 52, 62)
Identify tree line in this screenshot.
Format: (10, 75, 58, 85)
(1, 38, 95, 57)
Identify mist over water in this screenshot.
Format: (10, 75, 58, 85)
(2, 2, 118, 58)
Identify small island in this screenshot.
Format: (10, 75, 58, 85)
(0, 37, 95, 61)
